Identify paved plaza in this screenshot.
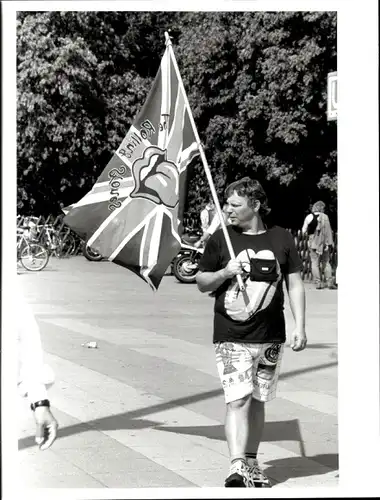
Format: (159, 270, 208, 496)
(17, 256, 338, 489)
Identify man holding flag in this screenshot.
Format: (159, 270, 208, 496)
(63, 33, 308, 488)
(196, 177, 307, 488)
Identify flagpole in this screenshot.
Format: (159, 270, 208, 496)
(165, 32, 245, 291)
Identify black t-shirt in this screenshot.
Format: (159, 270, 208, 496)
(198, 225, 303, 344)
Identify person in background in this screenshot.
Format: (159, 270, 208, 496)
(200, 197, 216, 236)
(195, 202, 229, 249)
(18, 283, 58, 450)
(302, 201, 337, 290)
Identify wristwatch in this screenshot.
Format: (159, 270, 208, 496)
(30, 399, 50, 411)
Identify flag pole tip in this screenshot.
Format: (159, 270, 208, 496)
(164, 31, 172, 46)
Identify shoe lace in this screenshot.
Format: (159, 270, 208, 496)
(248, 460, 268, 482)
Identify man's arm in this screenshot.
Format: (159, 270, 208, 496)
(284, 271, 307, 351)
(196, 269, 228, 293)
(18, 291, 58, 450)
(194, 231, 211, 248)
(325, 215, 334, 247)
(196, 259, 242, 293)
(18, 299, 50, 402)
(195, 213, 222, 248)
(200, 209, 209, 233)
(302, 213, 313, 234)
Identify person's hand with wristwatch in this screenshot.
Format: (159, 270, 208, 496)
(30, 399, 58, 450)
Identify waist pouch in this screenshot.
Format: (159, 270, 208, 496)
(249, 258, 278, 282)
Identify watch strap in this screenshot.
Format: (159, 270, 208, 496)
(30, 399, 50, 411)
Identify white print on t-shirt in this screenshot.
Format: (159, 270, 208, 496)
(224, 248, 282, 322)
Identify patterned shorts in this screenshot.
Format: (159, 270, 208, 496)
(215, 342, 284, 403)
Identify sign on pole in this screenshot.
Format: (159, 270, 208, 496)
(327, 71, 337, 121)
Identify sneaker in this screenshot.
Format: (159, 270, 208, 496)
(328, 284, 338, 290)
(246, 459, 271, 488)
(316, 283, 324, 290)
(225, 459, 248, 487)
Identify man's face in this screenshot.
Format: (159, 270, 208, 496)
(226, 191, 256, 227)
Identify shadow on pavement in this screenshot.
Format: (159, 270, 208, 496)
(154, 419, 306, 456)
(18, 389, 222, 450)
(263, 454, 339, 484)
(18, 361, 337, 451)
(280, 361, 337, 380)
(17, 269, 59, 274)
(153, 422, 338, 484)
(305, 343, 337, 349)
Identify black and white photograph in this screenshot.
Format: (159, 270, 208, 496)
(1, 0, 379, 498)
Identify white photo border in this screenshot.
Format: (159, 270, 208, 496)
(2, 0, 379, 498)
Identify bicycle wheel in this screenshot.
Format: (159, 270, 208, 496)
(20, 243, 49, 271)
(83, 243, 103, 261)
(49, 233, 62, 257)
(60, 233, 77, 257)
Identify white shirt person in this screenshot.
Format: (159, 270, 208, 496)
(18, 283, 58, 450)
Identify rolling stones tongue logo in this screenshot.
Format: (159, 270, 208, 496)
(224, 248, 281, 322)
(130, 146, 179, 208)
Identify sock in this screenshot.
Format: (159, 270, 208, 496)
(231, 457, 247, 465)
(245, 452, 257, 464)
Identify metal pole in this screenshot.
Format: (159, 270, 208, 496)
(164, 32, 245, 291)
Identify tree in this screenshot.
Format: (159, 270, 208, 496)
(17, 11, 337, 229)
(17, 11, 177, 213)
(175, 11, 337, 228)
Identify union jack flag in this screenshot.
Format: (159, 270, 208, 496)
(64, 37, 200, 290)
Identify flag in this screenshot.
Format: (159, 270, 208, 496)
(64, 38, 200, 290)
(62, 204, 75, 215)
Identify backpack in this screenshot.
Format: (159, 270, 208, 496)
(307, 213, 319, 235)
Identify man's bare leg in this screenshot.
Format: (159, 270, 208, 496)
(225, 394, 251, 460)
(246, 397, 265, 455)
(224, 394, 251, 486)
(245, 398, 271, 487)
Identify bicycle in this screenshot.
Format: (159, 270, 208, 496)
(17, 225, 49, 271)
(35, 224, 62, 256)
(57, 226, 79, 257)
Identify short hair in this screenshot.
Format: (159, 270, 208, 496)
(224, 177, 271, 217)
(312, 201, 325, 212)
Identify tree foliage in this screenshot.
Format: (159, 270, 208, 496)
(17, 11, 337, 229)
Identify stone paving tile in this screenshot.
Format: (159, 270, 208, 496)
(20, 471, 105, 489)
(16, 258, 338, 488)
(267, 468, 339, 487)
(128, 444, 227, 471)
(18, 449, 105, 488)
(164, 468, 226, 488)
(91, 470, 195, 488)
